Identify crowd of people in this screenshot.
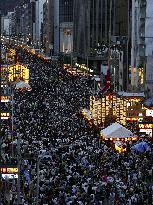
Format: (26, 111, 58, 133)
(1, 47, 153, 205)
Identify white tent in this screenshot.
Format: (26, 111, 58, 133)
(15, 81, 31, 91)
(101, 122, 135, 139)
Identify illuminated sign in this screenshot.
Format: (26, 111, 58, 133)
(1, 96, 10, 102)
(146, 110, 153, 117)
(126, 117, 139, 121)
(0, 167, 18, 174)
(2, 174, 18, 179)
(139, 124, 153, 129)
(140, 129, 152, 137)
(128, 98, 142, 102)
(1, 112, 10, 119)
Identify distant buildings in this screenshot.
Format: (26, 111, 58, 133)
(35, 0, 46, 46)
(43, 0, 73, 55)
(1, 0, 153, 95)
(73, 0, 130, 91)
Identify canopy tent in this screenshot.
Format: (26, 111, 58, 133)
(15, 81, 31, 91)
(100, 122, 136, 140)
(143, 98, 153, 108)
(132, 141, 151, 153)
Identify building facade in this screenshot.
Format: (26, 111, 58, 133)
(44, 0, 74, 56)
(145, 0, 153, 97)
(9, 0, 39, 46)
(35, 0, 46, 48)
(1, 15, 10, 36)
(73, 0, 130, 91)
(43, 0, 53, 54)
(131, 0, 153, 96)
(59, 0, 73, 53)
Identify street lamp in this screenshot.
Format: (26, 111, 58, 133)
(0, 10, 2, 203)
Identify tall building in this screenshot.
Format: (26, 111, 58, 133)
(131, 0, 153, 96)
(12, 2, 32, 43)
(14, 5, 24, 36)
(59, 0, 73, 53)
(145, 0, 153, 97)
(11, 0, 39, 46)
(30, 0, 37, 44)
(20, 3, 31, 42)
(1, 14, 10, 36)
(73, 0, 130, 91)
(35, 0, 46, 47)
(44, 0, 74, 56)
(43, 0, 53, 54)
(8, 12, 16, 36)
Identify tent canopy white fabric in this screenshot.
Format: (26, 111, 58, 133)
(15, 81, 31, 90)
(101, 122, 134, 138)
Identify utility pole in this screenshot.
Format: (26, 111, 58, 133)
(108, 0, 113, 89)
(36, 158, 40, 205)
(0, 9, 2, 202)
(17, 132, 21, 205)
(87, 55, 89, 74)
(11, 88, 14, 158)
(71, 52, 73, 72)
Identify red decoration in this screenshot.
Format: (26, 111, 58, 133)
(101, 70, 111, 94)
(109, 93, 113, 101)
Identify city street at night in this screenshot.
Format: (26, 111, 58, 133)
(1, 0, 153, 205)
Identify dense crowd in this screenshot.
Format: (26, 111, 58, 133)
(1, 48, 153, 205)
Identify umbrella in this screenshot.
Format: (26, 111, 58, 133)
(132, 141, 151, 153)
(143, 98, 153, 107)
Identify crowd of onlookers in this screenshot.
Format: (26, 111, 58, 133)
(1, 47, 153, 205)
